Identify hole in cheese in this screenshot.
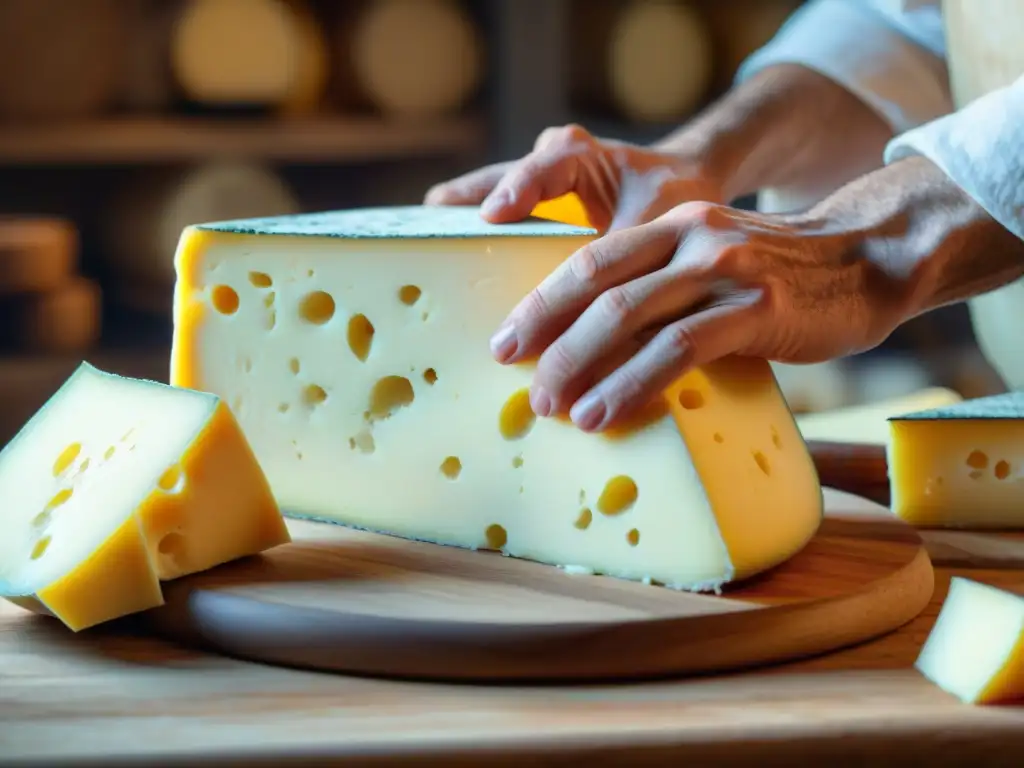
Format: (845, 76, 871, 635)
(53, 442, 82, 476)
(211, 285, 240, 314)
(303, 384, 328, 407)
(103, 445, 116, 461)
(627, 528, 640, 547)
(485, 524, 507, 550)
(440, 456, 462, 479)
(574, 508, 593, 530)
(771, 426, 782, 450)
(969, 470, 983, 480)
(249, 272, 273, 288)
(299, 291, 336, 325)
(677, 388, 704, 409)
(366, 376, 414, 422)
(31, 510, 51, 529)
(347, 314, 375, 362)
(423, 368, 438, 385)
(499, 388, 536, 440)
(578, 489, 586, 504)
(264, 292, 276, 308)
(158, 532, 186, 561)
(120, 428, 135, 443)
(713, 432, 724, 443)
(46, 487, 73, 510)
(995, 460, 1010, 480)
(966, 450, 988, 470)
(349, 429, 375, 454)
(76, 458, 91, 476)
(753, 450, 771, 476)
(398, 285, 422, 305)
(242, 357, 253, 373)
(30, 535, 52, 561)
(597, 476, 638, 516)
(422, 311, 430, 322)
(157, 465, 185, 494)
(289, 357, 300, 375)
(278, 403, 290, 413)
(512, 454, 523, 468)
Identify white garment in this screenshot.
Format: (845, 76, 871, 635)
(736, 0, 1024, 388)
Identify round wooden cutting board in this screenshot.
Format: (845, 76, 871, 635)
(142, 488, 934, 683)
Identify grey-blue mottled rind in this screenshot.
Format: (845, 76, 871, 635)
(196, 205, 596, 240)
(889, 391, 1024, 421)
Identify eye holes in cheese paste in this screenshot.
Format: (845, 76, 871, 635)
(53, 442, 82, 476)
(752, 451, 771, 477)
(347, 314, 375, 361)
(30, 536, 52, 560)
(367, 376, 414, 422)
(299, 291, 336, 325)
(574, 508, 593, 530)
(627, 528, 640, 547)
(440, 456, 462, 479)
(248, 271, 273, 288)
(677, 389, 704, 409)
(303, 384, 328, 408)
(423, 368, 438, 385)
(499, 388, 535, 440)
(158, 465, 186, 494)
(211, 285, 239, 315)
(398, 285, 422, 305)
(597, 476, 638, 517)
(485, 524, 507, 550)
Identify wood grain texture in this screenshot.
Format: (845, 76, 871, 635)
(1, 566, 1024, 766)
(130, 489, 933, 683)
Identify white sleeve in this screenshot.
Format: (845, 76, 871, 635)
(886, 74, 1024, 240)
(737, 0, 952, 134)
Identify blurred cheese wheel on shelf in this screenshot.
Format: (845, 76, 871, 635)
(570, 0, 712, 124)
(0, 217, 78, 297)
(702, 0, 803, 89)
(770, 360, 853, 415)
(170, 0, 328, 113)
(345, 0, 485, 119)
(0, 0, 129, 121)
(101, 161, 300, 291)
(0, 278, 102, 354)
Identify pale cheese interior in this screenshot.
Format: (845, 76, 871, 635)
(172, 225, 822, 589)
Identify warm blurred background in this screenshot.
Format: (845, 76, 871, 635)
(0, 0, 1005, 446)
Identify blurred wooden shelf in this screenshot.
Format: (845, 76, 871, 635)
(0, 115, 486, 165)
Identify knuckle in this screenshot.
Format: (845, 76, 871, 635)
(537, 123, 591, 153)
(520, 286, 552, 324)
(672, 200, 716, 226)
(596, 286, 635, 325)
(658, 322, 698, 365)
(710, 243, 744, 274)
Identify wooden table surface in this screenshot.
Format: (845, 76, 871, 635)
(1, 555, 1023, 766)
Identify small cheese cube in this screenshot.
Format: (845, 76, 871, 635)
(888, 393, 1024, 528)
(0, 363, 289, 631)
(916, 577, 1024, 704)
(170, 206, 823, 591)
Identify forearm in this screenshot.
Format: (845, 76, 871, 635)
(652, 63, 892, 203)
(805, 156, 1024, 321)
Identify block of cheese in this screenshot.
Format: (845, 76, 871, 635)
(0, 216, 78, 297)
(797, 387, 963, 445)
(0, 363, 289, 631)
(0, 278, 103, 354)
(888, 392, 1024, 528)
(915, 577, 1024, 704)
(170, 206, 823, 590)
(170, 0, 327, 111)
(531, 193, 594, 230)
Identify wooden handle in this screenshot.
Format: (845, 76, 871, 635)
(807, 440, 890, 507)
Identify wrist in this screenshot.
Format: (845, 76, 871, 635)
(652, 64, 891, 203)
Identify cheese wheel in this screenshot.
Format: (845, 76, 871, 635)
(346, 0, 484, 119)
(570, 0, 713, 123)
(0, 278, 102, 354)
(0, 0, 128, 121)
(170, 0, 328, 111)
(702, 0, 802, 89)
(101, 162, 300, 289)
(770, 360, 853, 415)
(0, 217, 78, 297)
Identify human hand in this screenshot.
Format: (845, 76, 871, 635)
(424, 124, 724, 232)
(486, 159, 965, 433)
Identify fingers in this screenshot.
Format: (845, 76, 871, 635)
(528, 265, 711, 416)
(569, 298, 764, 432)
(424, 163, 511, 206)
(489, 221, 680, 367)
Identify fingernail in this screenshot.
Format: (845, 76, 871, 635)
(530, 386, 552, 418)
(570, 394, 606, 431)
(481, 189, 510, 216)
(489, 324, 518, 362)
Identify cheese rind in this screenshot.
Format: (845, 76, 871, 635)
(171, 206, 823, 590)
(797, 387, 963, 445)
(888, 392, 1024, 528)
(915, 577, 1024, 704)
(0, 363, 290, 631)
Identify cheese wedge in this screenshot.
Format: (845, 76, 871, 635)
(170, 206, 823, 590)
(797, 387, 963, 445)
(916, 577, 1024, 704)
(888, 392, 1024, 528)
(0, 363, 289, 631)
